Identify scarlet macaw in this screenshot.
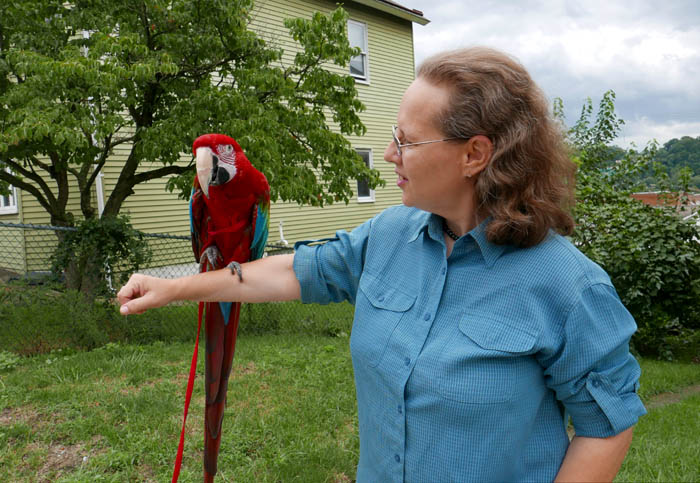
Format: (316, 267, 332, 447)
(188, 133, 270, 481)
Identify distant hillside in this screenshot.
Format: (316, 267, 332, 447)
(656, 135, 700, 175)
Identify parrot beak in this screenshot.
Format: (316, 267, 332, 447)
(195, 147, 213, 198)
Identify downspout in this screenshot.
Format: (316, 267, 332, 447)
(278, 220, 289, 246)
(94, 164, 105, 216)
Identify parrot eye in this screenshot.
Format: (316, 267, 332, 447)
(220, 144, 233, 155)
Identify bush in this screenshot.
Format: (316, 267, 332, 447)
(562, 91, 700, 360)
(51, 215, 151, 297)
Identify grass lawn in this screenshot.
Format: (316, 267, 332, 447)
(1, 334, 698, 482)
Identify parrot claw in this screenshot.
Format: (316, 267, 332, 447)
(200, 245, 223, 271)
(227, 261, 243, 282)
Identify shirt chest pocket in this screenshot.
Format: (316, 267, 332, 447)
(438, 314, 540, 404)
(350, 272, 416, 368)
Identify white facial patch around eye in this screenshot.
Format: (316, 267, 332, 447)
(217, 144, 236, 165)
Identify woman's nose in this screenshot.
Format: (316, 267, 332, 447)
(384, 140, 399, 164)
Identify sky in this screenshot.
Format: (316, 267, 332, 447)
(404, 0, 700, 148)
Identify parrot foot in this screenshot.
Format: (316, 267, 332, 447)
(227, 261, 243, 282)
(200, 245, 223, 271)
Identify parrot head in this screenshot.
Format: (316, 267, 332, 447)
(192, 133, 247, 198)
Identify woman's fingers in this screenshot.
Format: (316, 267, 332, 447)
(117, 274, 166, 315)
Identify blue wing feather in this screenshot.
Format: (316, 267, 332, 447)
(250, 202, 270, 261)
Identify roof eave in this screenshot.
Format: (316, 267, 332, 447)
(351, 0, 430, 25)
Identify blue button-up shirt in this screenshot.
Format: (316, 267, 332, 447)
(293, 205, 646, 482)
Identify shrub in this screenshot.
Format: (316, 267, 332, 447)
(562, 91, 700, 359)
(51, 215, 151, 297)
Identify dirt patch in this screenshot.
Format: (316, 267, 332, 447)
(118, 379, 159, 395)
(232, 361, 259, 378)
(646, 384, 700, 410)
(1, 406, 42, 427)
(24, 436, 104, 482)
(331, 472, 354, 483)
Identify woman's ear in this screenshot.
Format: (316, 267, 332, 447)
(463, 135, 493, 178)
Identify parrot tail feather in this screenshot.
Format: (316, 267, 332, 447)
(203, 301, 241, 479)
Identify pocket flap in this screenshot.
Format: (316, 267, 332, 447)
(459, 314, 537, 353)
(359, 272, 416, 312)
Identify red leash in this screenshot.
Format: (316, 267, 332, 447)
(172, 301, 204, 483)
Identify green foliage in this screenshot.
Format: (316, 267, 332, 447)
(0, 281, 354, 356)
(50, 215, 151, 295)
(241, 300, 354, 337)
(0, 1, 379, 226)
(559, 90, 700, 360)
(0, 350, 20, 371)
(655, 135, 700, 189)
(0, 282, 194, 355)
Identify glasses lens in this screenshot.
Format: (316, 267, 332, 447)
(392, 125, 401, 157)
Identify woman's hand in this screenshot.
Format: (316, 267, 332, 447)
(117, 274, 175, 315)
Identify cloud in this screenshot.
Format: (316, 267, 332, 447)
(406, 0, 700, 146)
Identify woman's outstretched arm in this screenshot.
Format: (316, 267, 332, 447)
(117, 253, 300, 315)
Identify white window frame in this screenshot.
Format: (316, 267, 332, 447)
(347, 19, 369, 84)
(0, 170, 18, 215)
(356, 148, 375, 203)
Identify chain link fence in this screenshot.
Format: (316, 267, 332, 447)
(0, 222, 353, 355)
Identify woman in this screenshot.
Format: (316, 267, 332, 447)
(118, 47, 646, 482)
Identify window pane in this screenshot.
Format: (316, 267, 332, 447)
(350, 54, 365, 77)
(347, 22, 365, 48)
(357, 178, 370, 198)
(0, 195, 8, 208)
(356, 150, 371, 199)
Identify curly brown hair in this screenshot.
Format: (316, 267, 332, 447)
(417, 47, 576, 248)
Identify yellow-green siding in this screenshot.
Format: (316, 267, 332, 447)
(9, 0, 417, 267)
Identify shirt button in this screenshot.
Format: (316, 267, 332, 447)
(592, 379, 600, 388)
(441, 267, 446, 275)
(378, 295, 385, 302)
(397, 405, 403, 414)
(404, 357, 411, 366)
(423, 313, 431, 321)
(394, 454, 401, 463)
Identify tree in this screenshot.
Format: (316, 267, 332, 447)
(655, 136, 700, 189)
(557, 91, 700, 360)
(0, 0, 380, 228)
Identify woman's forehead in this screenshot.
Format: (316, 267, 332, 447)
(398, 79, 448, 134)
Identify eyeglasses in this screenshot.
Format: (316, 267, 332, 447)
(392, 125, 463, 157)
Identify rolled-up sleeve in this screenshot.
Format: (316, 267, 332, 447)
(542, 283, 647, 437)
(293, 218, 372, 306)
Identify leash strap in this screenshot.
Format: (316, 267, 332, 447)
(172, 301, 204, 483)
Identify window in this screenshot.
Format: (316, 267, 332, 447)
(0, 182, 18, 215)
(348, 20, 369, 82)
(356, 149, 374, 202)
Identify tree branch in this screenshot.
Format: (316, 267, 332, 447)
(0, 162, 53, 215)
(86, 134, 113, 189)
(8, 156, 59, 207)
(132, 162, 192, 184)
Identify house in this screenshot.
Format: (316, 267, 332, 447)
(631, 191, 700, 218)
(0, 1, 428, 275)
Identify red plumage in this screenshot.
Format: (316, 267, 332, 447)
(186, 133, 270, 482)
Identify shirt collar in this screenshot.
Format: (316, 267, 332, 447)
(468, 218, 508, 268)
(408, 213, 507, 267)
(407, 210, 434, 243)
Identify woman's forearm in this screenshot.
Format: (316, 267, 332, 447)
(173, 253, 300, 303)
(555, 427, 634, 482)
(118, 253, 300, 314)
